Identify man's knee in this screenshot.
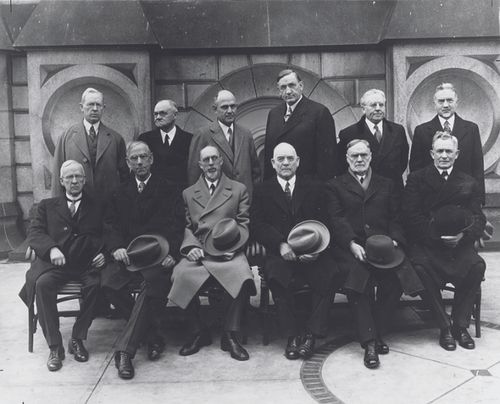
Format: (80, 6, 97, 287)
(35, 272, 58, 294)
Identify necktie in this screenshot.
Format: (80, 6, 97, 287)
(67, 197, 81, 217)
(89, 125, 97, 143)
(284, 106, 292, 122)
(88, 125, 98, 166)
(443, 120, 451, 133)
(284, 181, 292, 202)
(227, 127, 233, 151)
(441, 170, 449, 181)
(374, 124, 382, 143)
(359, 176, 364, 184)
(165, 134, 170, 146)
(138, 181, 145, 193)
(210, 184, 216, 195)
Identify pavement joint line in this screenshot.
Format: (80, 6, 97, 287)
(426, 375, 477, 404)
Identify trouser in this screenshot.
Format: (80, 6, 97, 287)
(347, 269, 402, 346)
(270, 280, 334, 338)
(185, 277, 251, 335)
(414, 262, 485, 330)
(35, 268, 100, 348)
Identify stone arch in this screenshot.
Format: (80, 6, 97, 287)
(184, 63, 357, 167)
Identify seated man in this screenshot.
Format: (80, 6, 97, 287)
(102, 141, 184, 379)
(402, 132, 486, 351)
(251, 142, 340, 359)
(325, 139, 423, 369)
(168, 145, 256, 361)
(19, 160, 106, 371)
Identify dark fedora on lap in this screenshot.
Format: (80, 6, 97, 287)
(429, 205, 474, 238)
(365, 235, 405, 269)
(126, 234, 170, 272)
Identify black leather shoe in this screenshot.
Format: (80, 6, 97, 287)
(439, 328, 457, 351)
(68, 338, 89, 362)
(179, 330, 212, 356)
(115, 351, 134, 380)
(47, 345, 65, 372)
(147, 341, 165, 361)
(364, 341, 380, 369)
(298, 334, 315, 359)
(376, 338, 389, 355)
(452, 327, 475, 350)
(220, 332, 249, 361)
(285, 336, 301, 360)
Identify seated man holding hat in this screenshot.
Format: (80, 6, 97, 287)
(168, 145, 256, 361)
(19, 160, 106, 372)
(402, 131, 486, 351)
(251, 142, 340, 360)
(102, 141, 184, 379)
(325, 139, 423, 369)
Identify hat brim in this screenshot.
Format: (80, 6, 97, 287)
(429, 217, 474, 239)
(366, 246, 405, 269)
(287, 220, 331, 255)
(204, 226, 249, 257)
(126, 234, 170, 272)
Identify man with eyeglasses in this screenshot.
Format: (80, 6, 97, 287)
(101, 141, 184, 379)
(138, 99, 193, 187)
(52, 87, 129, 200)
(325, 139, 423, 369)
(188, 89, 261, 199)
(409, 83, 484, 203)
(264, 69, 339, 181)
(169, 145, 256, 361)
(19, 160, 106, 372)
(337, 89, 409, 189)
(251, 142, 341, 360)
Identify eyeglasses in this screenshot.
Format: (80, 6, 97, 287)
(153, 111, 171, 117)
(347, 153, 370, 160)
(201, 155, 221, 164)
(128, 153, 151, 162)
(62, 174, 85, 181)
(219, 104, 237, 111)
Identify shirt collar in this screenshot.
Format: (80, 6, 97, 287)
(287, 95, 303, 113)
(438, 114, 455, 129)
(218, 121, 234, 136)
(65, 192, 82, 202)
(365, 117, 382, 134)
(276, 175, 296, 190)
(205, 178, 219, 190)
(83, 119, 100, 134)
(435, 166, 453, 175)
(348, 167, 371, 182)
(135, 174, 152, 187)
(160, 125, 176, 143)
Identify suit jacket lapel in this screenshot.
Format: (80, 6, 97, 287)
(210, 122, 234, 164)
(364, 174, 381, 202)
(73, 124, 91, 161)
(192, 176, 210, 210)
(292, 177, 308, 214)
(451, 114, 466, 143)
(268, 177, 290, 214)
(377, 120, 395, 160)
(341, 173, 365, 199)
(96, 124, 112, 164)
(278, 97, 307, 138)
(233, 124, 244, 164)
(55, 195, 73, 224)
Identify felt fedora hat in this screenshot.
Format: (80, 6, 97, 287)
(204, 218, 249, 256)
(365, 234, 405, 269)
(287, 220, 330, 255)
(429, 205, 474, 238)
(126, 234, 170, 272)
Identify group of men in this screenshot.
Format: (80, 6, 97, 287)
(20, 69, 486, 377)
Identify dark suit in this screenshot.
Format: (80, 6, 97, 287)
(409, 114, 484, 202)
(52, 122, 129, 200)
(19, 193, 104, 347)
(338, 117, 409, 189)
(264, 97, 338, 180)
(251, 176, 339, 337)
(188, 122, 261, 199)
(102, 175, 185, 357)
(138, 126, 193, 187)
(402, 165, 486, 329)
(325, 171, 423, 344)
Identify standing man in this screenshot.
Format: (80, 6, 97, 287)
(338, 89, 409, 189)
(403, 132, 485, 352)
(188, 90, 261, 199)
(264, 69, 338, 180)
(325, 139, 423, 369)
(102, 141, 185, 379)
(409, 83, 484, 202)
(138, 100, 193, 187)
(169, 145, 256, 361)
(251, 142, 340, 360)
(52, 87, 129, 200)
(19, 160, 105, 372)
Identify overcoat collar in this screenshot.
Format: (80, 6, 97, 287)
(276, 97, 309, 139)
(72, 122, 112, 166)
(338, 171, 383, 202)
(356, 117, 396, 162)
(192, 173, 233, 218)
(208, 121, 242, 165)
(268, 176, 308, 214)
(53, 192, 91, 224)
(423, 165, 464, 209)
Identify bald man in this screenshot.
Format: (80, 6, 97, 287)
(187, 90, 261, 199)
(20, 160, 106, 372)
(138, 99, 193, 187)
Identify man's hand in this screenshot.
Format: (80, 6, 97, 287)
(280, 242, 297, 261)
(350, 241, 366, 262)
(187, 247, 204, 262)
(91, 253, 105, 268)
(161, 254, 177, 269)
(50, 247, 66, 266)
(298, 253, 319, 262)
(113, 248, 130, 265)
(441, 232, 464, 248)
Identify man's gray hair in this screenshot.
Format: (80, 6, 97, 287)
(126, 140, 151, 157)
(346, 138, 371, 153)
(276, 68, 302, 83)
(156, 99, 178, 113)
(432, 131, 459, 148)
(360, 89, 386, 106)
(81, 87, 103, 104)
(60, 160, 84, 178)
(434, 83, 458, 98)
(199, 145, 221, 160)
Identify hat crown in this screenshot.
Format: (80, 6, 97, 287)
(432, 205, 472, 236)
(365, 235, 397, 266)
(212, 219, 241, 251)
(288, 228, 322, 254)
(127, 237, 162, 266)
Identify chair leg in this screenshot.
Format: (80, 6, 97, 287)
(28, 302, 35, 353)
(259, 273, 271, 346)
(474, 287, 482, 338)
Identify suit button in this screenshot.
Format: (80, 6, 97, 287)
(365, 224, 370, 229)
(63, 227, 68, 231)
(73, 233, 78, 237)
